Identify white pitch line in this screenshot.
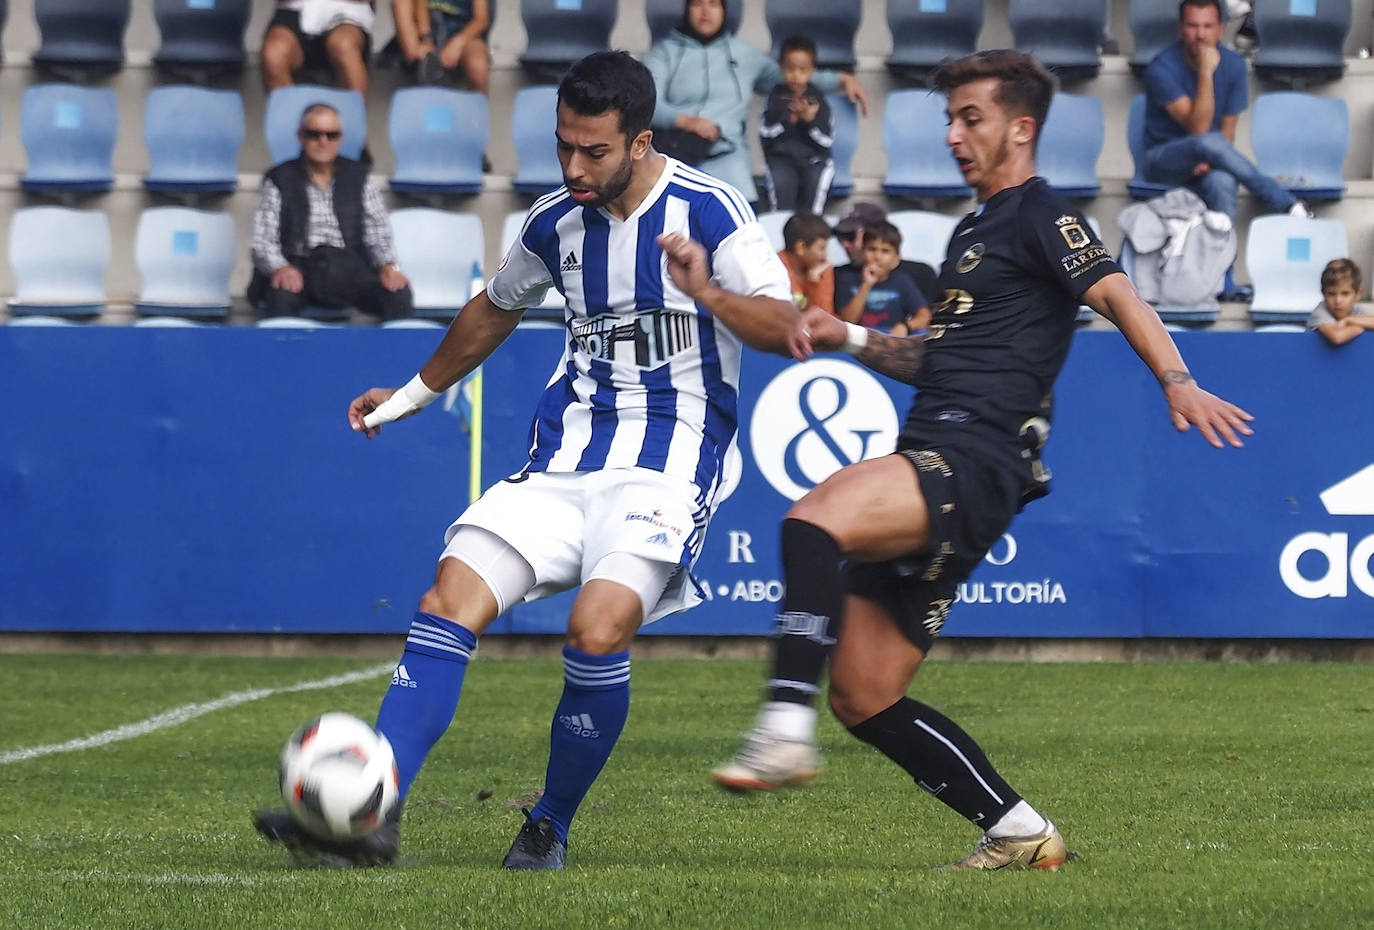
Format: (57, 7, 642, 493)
(0, 662, 393, 765)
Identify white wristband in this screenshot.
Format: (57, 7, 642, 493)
(842, 322, 869, 355)
(362, 373, 441, 429)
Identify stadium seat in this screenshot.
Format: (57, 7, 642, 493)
(882, 90, 971, 200)
(646, 0, 740, 42)
(1128, 0, 1178, 75)
(1126, 94, 1170, 199)
(1008, 0, 1106, 80)
(1038, 93, 1103, 198)
(133, 316, 209, 327)
(512, 85, 563, 196)
(755, 210, 849, 267)
(20, 83, 117, 194)
(143, 86, 243, 196)
(1254, 323, 1307, 332)
(826, 93, 858, 200)
(520, 0, 617, 78)
(133, 207, 236, 319)
(263, 86, 367, 164)
(1245, 215, 1348, 324)
(766, 0, 862, 70)
(1118, 240, 1220, 324)
(32, 0, 129, 75)
(380, 318, 447, 329)
(1252, 0, 1349, 87)
(5, 314, 83, 326)
(389, 87, 488, 196)
(152, 0, 249, 75)
(390, 209, 484, 321)
(255, 317, 340, 328)
(886, 210, 960, 272)
(501, 210, 568, 316)
(8, 207, 110, 317)
(1250, 92, 1347, 201)
(885, 0, 984, 81)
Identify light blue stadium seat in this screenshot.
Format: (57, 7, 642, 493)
(766, 0, 862, 70)
(501, 210, 567, 318)
(1253, 0, 1349, 86)
(264, 86, 367, 164)
(886, 210, 960, 271)
(389, 87, 487, 196)
(20, 84, 117, 194)
(390, 208, 484, 321)
(1254, 323, 1307, 332)
(520, 0, 617, 77)
(133, 207, 236, 319)
(1251, 91, 1346, 201)
(33, 0, 129, 74)
(882, 90, 971, 200)
(1009, 0, 1106, 79)
(646, 0, 739, 42)
(144, 86, 243, 196)
(8, 207, 109, 317)
(1246, 216, 1348, 324)
(885, 0, 984, 81)
(6, 314, 83, 326)
(1119, 240, 1220, 324)
(1126, 94, 1170, 200)
(1128, 0, 1178, 75)
(380, 318, 447, 329)
(512, 85, 562, 196)
(1038, 92, 1103, 198)
(826, 93, 858, 200)
(153, 0, 249, 75)
(133, 316, 209, 327)
(255, 317, 341, 329)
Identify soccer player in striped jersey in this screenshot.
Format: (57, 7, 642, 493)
(253, 50, 798, 870)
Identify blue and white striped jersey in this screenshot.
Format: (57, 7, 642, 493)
(487, 157, 791, 502)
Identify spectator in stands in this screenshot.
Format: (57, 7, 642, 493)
(831, 202, 940, 310)
(263, 0, 375, 94)
(249, 103, 413, 322)
(761, 36, 834, 213)
(778, 212, 834, 313)
(1309, 259, 1374, 346)
(1142, 0, 1309, 225)
(412, 0, 491, 91)
(388, 0, 435, 77)
(836, 220, 930, 334)
(644, 0, 869, 205)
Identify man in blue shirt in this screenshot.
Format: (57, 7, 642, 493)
(1143, 0, 1308, 223)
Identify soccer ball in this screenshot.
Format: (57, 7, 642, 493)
(279, 712, 399, 840)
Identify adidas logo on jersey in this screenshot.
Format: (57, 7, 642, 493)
(562, 250, 581, 273)
(391, 664, 418, 688)
(558, 712, 599, 738)
(645, 532, 671, 546)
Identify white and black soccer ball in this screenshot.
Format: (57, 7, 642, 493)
(279, 712, 399, 840)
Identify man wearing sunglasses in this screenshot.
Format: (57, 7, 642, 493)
(249, 103, 413, 321)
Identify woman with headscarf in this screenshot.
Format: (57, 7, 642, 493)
(643, 0, 869, 205)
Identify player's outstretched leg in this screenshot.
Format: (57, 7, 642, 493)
(252, 805, 402, 868)
(713, 519, 840, 792)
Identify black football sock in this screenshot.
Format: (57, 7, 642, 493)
(766, 518, 844, 707)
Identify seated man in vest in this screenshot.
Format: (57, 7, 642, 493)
(250, 103, 413, 321)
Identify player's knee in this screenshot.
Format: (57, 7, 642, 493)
(565, 625, 629, 656)
(416, 586, 459, 621)
(828, 667, 902, 727)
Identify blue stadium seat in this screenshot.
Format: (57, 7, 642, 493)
(263, 86, 367, 164)
(1246, 216, 1348, 324)
(1009, 0, 1106, 79)
(1038, 92, 1103, 198)
(512, 85, 563, 196)
(1251, 92, 1346, 201)
(20, 83, 117, 194)
(501, 210, 567, 317)
(390, 209, 484, 321)
(886, 210, 960, 272)
(886, 0, 984, 81)
(520, 0, 617, 77)
(1126, 94, 1170, 199)
(1128, 0, 1178, 75)
(153, 0, 250, 75)
(882, 90, 971, 200)
(826, 93, 858, 200)
(144, 86, 243, 196)
(646, 0, 740, 42)
(33, 0, 129, 74)
(133, 208, 236, 318)
(766, 0, 862, 70)
(8, 207, 110, 317)
(1252, 0, 1349, 86)
(389, 87, 487, 196)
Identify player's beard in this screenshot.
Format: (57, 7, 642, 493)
(568, 153, 634, 210)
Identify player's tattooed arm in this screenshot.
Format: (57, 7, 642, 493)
(1159, 369, 1195, 387)
(854, 331, 926, 385)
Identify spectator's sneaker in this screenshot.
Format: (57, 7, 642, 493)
(945, 825, 1069, 872)
(711, 729, 822, 792)
(417, 51, 444, 85)
(253, 807, 400, 868)
(502, 810, 566, 870)
(1288, 201, 1314, 219)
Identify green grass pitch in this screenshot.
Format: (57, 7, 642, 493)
(1, 653, 1371, 930)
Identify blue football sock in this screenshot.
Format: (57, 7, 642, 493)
(529, 646, 631, 843)
(374, 611, 477, 799)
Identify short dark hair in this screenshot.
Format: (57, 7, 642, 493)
(298, 102, 340, 130)
(1178, 0, 1225, 22)
(782, 211, 831, 250)
(932, 49, 1057, 150)
(558, 51, 656, 140)
(779, 35, 817, 66)
(1321, 258, 1362, 292)
(863, 220, 902, 251)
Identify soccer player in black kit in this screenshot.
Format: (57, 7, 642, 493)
(712, 50, 1254, 869)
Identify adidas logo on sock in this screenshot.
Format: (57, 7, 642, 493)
(561, 250, 581, 273)
(391, 664, 418, 689)
(558, 712, 599, 738)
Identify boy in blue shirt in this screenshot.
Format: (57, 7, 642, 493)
(836, 220, 930, 334)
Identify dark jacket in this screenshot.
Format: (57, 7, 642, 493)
(266, 155, 372, 266)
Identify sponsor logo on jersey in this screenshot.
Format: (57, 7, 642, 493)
(955, 242, 985, 273)
(1055, 215, 1092, 249)
(562, 250, 581, 273)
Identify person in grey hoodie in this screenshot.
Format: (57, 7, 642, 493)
(643, 0, 868, 204)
